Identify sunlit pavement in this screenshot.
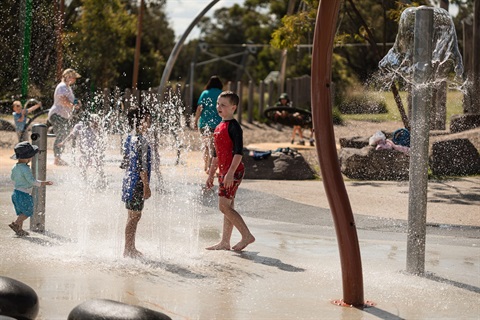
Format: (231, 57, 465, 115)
(0, 146, 479, 319)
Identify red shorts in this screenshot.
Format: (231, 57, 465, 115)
(218, 169, 244, 199)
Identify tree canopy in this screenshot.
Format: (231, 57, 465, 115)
(0, 0, 474, 107)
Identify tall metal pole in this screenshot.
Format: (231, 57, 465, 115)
(132, 0, 144, 89)
(311, 0, 364, 307)
(158, 0, 219, 99)
(30, 124, 48, 233)
(406, 7, 433, 275)
(21, 0, 34, 100)
(473, 0, 480, 113)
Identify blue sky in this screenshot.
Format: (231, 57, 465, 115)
(165, 0, 244, 40)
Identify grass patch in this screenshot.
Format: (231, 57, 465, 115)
(342, 90, 464, 127)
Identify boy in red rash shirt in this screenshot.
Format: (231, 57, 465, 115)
(205, 91, 255, 251)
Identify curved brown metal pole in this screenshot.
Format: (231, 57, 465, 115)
(311, 0, 364, 307)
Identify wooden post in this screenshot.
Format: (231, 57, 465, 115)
(124, 89, 131, 110)
(248, 80, 254, 123)
(259, 81, 265, 118)
(268, 81, 274, 107)
(237, 81, 242, 124)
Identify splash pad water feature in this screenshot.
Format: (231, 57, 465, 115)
(1, 4, 479, 319)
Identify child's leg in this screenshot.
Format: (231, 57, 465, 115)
(211, 197, 255, 251)
(14, 214, 29, 230)
(296, 126, 304, 140)
(206, 215, 233, 250)
(202, 133, 214, 173)
(124, 210, 143, 258)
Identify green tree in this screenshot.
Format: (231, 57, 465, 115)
(117, 1, 175, 90)
(68, 0, 136, 89)
(0, 0, 57, 102)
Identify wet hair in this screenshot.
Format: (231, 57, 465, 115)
(218, 91, 239, 107)
(205, 75, 223, 90)
(127, 107, 150, 131)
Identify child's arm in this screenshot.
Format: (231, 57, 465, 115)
(194, 105, 203, 130)
(22, 168, 53, 187)
(206, 157, 218, 189)
(57, 129, 75, 147)
(27, 101, 42, 113)
(223, 154, 242, 188)
(140, 171, 151, 200)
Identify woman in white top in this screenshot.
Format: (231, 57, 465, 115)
(48, 68, 82, 166)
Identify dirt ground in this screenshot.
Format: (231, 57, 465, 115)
(1, 117, 479, 175)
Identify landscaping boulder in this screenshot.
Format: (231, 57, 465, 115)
(450, 114, 480, 133)
(429, 138, 480, 176)
(0, 276, 39, 320)
(243, 149, 315, 180)
(339, 136, 369, 149)
(68, 299, 172, 320)
(339, 146, 410, 180)
(0, 119, 15, 131)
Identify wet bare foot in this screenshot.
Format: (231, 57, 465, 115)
(232, 235, 255, 251)
(123, 249, 143, 259)
(206, 242, 231, 250)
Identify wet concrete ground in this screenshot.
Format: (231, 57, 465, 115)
(0, 148, 479, 319)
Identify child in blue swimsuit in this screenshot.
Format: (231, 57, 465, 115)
(121, 108, 152, 258)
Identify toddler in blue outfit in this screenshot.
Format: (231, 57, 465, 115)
(10, 142, 53, 236)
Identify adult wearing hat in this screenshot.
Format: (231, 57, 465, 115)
(48, 68, 82, 166)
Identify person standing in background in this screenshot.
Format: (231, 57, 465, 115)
(194, 76, 223, 173)
(48, 68, 82, 166)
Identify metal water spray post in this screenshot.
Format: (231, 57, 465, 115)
(30, 124, 48, 233)
(406, 7, 433, 275)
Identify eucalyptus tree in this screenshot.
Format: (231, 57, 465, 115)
(67, 0, 136, 89)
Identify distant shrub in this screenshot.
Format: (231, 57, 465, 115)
(339, 89, 388, 114)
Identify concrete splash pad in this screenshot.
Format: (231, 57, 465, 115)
(0, 149, 479, 319)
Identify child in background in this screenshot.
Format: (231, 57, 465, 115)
(9, 141, 53, 236)
(59, 113, 107, 187)
(121, 107, 152, 258)
(12, 99, 42, 141)
(205, 91, 255, 251)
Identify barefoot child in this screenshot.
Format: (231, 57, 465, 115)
(205, 91, 255, 251)
(9, 142, 53, 236)
(58, 113, 107, 187)
(121, 108, 152, 258)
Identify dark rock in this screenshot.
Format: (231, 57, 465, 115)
(429, 138, 480, 176)
(339, 146, 410, 180)
(68, 299, 172, 320)
(450, 113, 480, 133)
(0, 119, 15, 132)
(0, 276, 39, 320)
(243, 149, 316, 180)
(339, 136, 369, 149)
